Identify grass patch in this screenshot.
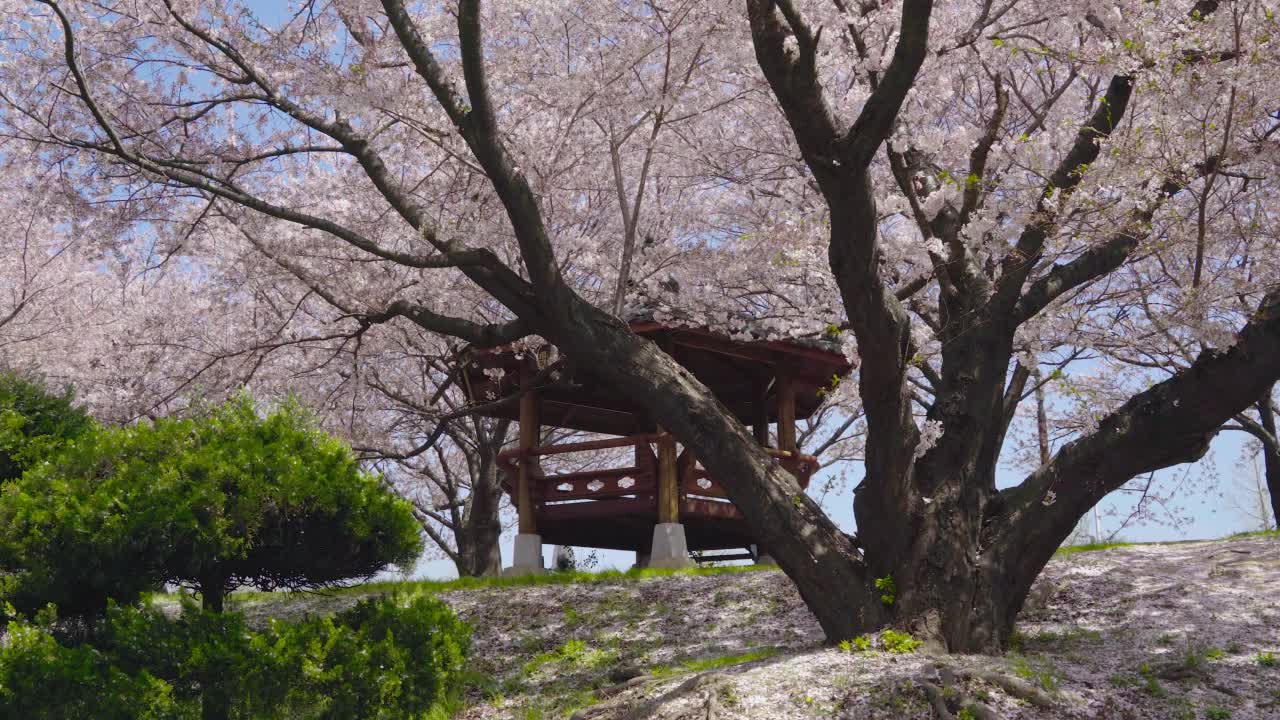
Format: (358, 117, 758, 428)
(157, 532, 1276, 608)
(524, 639, 620, 675)
(1055, 541, 1135, 556)
(651, 647, 781, 677)
(1020, 626, 1103, 650)
(149, 563, 774, 606)
(1010, 654, 1061, 692)
(1227, 529, 1278, 539)
(359, 563, 773, 596)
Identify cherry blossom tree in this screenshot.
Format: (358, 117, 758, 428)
(0, 149, 109, 362)
(4, 0, 1280, 652)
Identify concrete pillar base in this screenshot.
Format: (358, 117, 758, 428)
(505, 533, 544, 576)
(755, 554, 778, 566)
(647, 523, 693, 569)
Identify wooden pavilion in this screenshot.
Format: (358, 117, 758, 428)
(459, 318, 852, 571)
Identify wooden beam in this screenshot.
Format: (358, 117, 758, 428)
(517, 364, 540, 535)
(681, 497, 744, 521)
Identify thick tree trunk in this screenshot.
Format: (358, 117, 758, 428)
(455, 455, 504, 577)
(200, 577, 225, 613)
(530, 301, 886, 640)
(199, 576, 229, 720)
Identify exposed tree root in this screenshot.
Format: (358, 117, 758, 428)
(949, 666, 1056, 708)
(918, 680, 958, 720)
(701, 684, 720, 720)
(569, 671, 727, 720)
(916, 662, 1062, 720)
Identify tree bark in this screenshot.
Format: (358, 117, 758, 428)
(527, 301, 887, 640)
(455, 437, 505, 577)
(199, 575, 229, 720)
(200, 576, 225, 613)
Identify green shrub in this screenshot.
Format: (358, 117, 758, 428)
(98, 600, 284, 717)
(881, 630, 921, 653)
(0, 595, 471, 720)
(0, 395, 422, 618)
(0, 370, 92, 483)
(0, 610, 182, 719)
(268, 594, 472, 719)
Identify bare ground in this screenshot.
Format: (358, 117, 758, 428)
(219, 534, 1280, 719)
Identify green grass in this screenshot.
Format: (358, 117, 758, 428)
(1055, 541, 1136, 556)
(650, 647, 781, 677)
(149, 563, 775, 606)
(152, 531, 1276, 607)
(1057, 529, 1278, 558)
(1010, 654, 1061, 692)
(523, 639, 620, 675)
(1226, 529, 1278, 539)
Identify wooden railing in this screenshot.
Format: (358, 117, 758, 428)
(497, 434, 817, 512)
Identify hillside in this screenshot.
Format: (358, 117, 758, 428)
(213, 535, 1280, 719)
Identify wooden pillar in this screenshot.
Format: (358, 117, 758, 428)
(752, 384, 771, 447)
(517, 367, 540, 535)
(776, 371, 797, 456)
(776, 370, 800, 480)
(656, 429, 679, 524)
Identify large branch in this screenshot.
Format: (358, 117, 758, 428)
(838, 0, 934, 169)
(746, 0, 925, 439)
(748, 0, 935, 570)
(159, 1, 508, 273)
(745, 0, 845, 174)
(381, 0, 564, 298)
(367, 301, 529, 347)
(995, 287, 1280, 590)
(234, 220, 527, 346)
(995, 0, 1231, 316)
(1228, 411, 1279, 455)
(993, 74, 1135, 308)
(37, 1, 489, 272)
(1013, 158, 1224, 323)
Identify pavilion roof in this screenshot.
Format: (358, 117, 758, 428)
(460, 315, 852, 435)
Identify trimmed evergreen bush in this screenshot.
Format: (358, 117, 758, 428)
(0, 395, 423, 618)
(0, 369, 93, 483)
